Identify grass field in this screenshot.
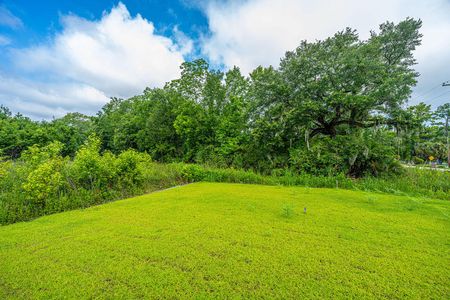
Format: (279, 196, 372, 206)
(0, 183, 449, 299)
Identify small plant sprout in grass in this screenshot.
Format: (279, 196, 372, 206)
(262, 229, 273, 237)
(281, 203, 295, 218)
(246, 203, 256, 212)
(405, 197, 422, 211)
(367, 196, 376, 204)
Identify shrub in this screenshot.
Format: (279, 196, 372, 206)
(412, 156, 424, 165)
(20, 141, 64, 166)
(1, 144, 449, 225)
(281, 203, 295, 219)
(69, 136, 116, 190)
(116, 150, 152, 190)
(289, 129, 400, 177)
(180, 164, 206, 182)
(0, 160, 12, 181)
(22, 158, 65, 207)
(0, 138, 176, 225)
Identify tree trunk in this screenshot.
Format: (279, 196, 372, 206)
(305, 129, 310, 151)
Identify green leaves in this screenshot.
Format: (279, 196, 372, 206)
(22, 159, 64, 206)
(0, 18, 438, 177)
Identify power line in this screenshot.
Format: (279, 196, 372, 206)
(410, 84, 444, 103)
(425, 89, 450, 105)
(413, 80, 450, 105)
(414, 83, 443, 99)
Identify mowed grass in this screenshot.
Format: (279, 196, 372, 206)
(0, 183, 449, 299)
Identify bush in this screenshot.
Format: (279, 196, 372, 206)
(0, 137, 179, 225)
(179, 164, 206, 182)
(1, 142, 448, 225)
(289, 129, 400, 177)
(116, 150, 152, 188)
(412, 156, 424, 165)
(0, 160, 12, 178)
(69, 136, 116, 190)
(22, 159, 65, 207)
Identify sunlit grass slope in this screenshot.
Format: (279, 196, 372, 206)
(0, 183, 448, 299)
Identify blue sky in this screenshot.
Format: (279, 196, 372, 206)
(0, 0, 449, 119)
(0, 0, 208, 48)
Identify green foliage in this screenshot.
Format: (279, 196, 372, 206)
(48, 113, 95, 157)
(1, 151, 449, 225)
(22, 159, 64, 206)
(412, 156, 424, 165)
(434, 103, 450, 166)
(20, 141, 63, 165)
(116, 149, 152, 188)
(0, 160, 11, 178)
(0, 18, 439, 177)
(70, 135, 115, 190)
(415, 141, 446, 161)
(0, 107, 94, 159)
(1, 18, 449, 224)
(0, 138, 178, 225)
(179, 164, 206, 182)
(281, 203, 295, 218)
(171, 163, 448, 200)
(0, 111, 48, 158)
(288, 129, 401, 177)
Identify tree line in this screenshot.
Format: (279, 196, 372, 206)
(1, 18, 449, 177)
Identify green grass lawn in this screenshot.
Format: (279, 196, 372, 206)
(0, 183, 449, 299)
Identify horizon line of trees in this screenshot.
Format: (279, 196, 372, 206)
(1, 17, 449, 177)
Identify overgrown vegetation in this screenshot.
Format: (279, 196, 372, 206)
(0, 136, 185, 224)
(1, 18, 448, 175)
(1, 137, 448, 224)
(179, 164, 450, 200)
(1, 18, 449, 224)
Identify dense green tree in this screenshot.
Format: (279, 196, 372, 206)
(0, 107, 48, 158)
(278, 18, 421, 139)
(134, 88, 183, 161)
(435, 103, 450, 166)
(169, 60, 250, 165)
(47, 113, 95, 157)
(215, 67, 250, 166)
(95, 97, 140, 152)
(244, 18, 422, 173)
(2, 18, 440, 177)
(390, 102, 433, 160)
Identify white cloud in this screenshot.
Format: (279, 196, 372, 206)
(2, 0, 449, 119)
(173, 26, 194, 55)
(0, 6, 23, 29)
(0, 74, 109, 119)
(0, 34, 11, 46)
(3, 2, 191, 119)
(201, 0, 450, 107)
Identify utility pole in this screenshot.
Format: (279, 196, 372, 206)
(442, 81, 449, 167)
(442, 109, 450, 168)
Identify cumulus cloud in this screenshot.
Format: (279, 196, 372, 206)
(2, 2, 191, 119)
(200, 0, 450, 106)
(2, 0, 448, 119)
(0, 74, 110, 119)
